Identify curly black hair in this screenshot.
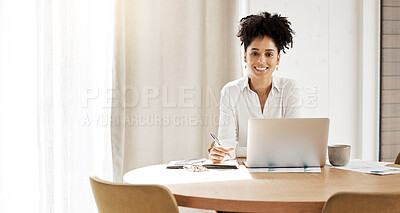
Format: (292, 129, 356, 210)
(236, 11, 294, 54)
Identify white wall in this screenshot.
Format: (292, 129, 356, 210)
(244, 0, 380, 160)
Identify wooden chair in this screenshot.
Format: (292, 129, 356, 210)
(89, 176, 179, 213)
(322, 192, 400, 213)
(395, 152, 400, 164)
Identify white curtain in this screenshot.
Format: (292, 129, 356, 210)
(0, 0, 244, 212)
(0, 0, 113, 212)
(112, 0, 242, 181)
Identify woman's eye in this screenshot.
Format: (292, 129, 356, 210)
(267, 53, 273, 57)
(251, 52, 258, 56)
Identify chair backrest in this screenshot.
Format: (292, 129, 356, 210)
(395, 152, 400, 164)
(89, 176, 179, 213)
(322, 192, 400, 213)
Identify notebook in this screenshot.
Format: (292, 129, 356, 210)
(167, 158, 239, 169)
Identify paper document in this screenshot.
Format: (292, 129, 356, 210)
(331, 159, 400, 175)
(166, 158, 207, 169)
(243, 160, 321, 173)
(247, 167, 321, 173)
(167, 158, 239, 169)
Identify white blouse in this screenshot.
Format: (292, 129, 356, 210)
(217, 75, 302, 157)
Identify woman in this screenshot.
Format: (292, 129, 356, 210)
(209, 11, 301, 163)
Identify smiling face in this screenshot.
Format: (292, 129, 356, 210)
(244, 36, 280, 79)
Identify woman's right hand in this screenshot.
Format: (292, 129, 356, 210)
(209, 145, 235, 164)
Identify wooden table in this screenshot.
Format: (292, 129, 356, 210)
(123, 160, 400, 213)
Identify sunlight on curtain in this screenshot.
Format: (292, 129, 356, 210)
(112, 0, 242, 183)
(0, 0, 114, 212)
(0, 1, 39, 212)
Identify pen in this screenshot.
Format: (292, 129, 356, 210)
(209, 133, 233, 158)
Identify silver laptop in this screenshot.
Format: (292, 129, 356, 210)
(246, 118, 329, 168)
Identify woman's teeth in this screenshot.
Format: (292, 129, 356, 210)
(255, 67, 267, 71)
